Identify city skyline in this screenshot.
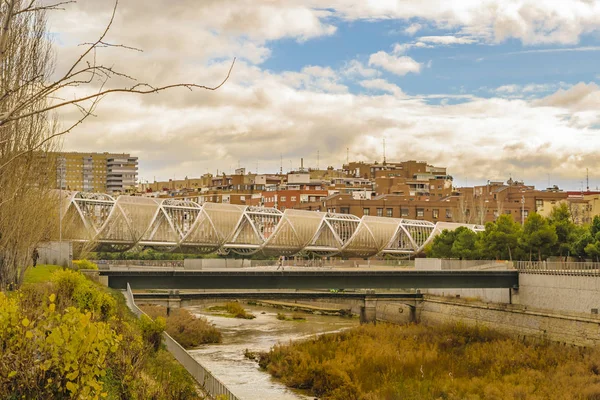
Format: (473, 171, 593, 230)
(49, 1, 600, 191)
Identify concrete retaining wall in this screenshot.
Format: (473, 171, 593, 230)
(421, 288, 510, 303)
(517, 273, 600, 315)
(420, 297, 600, 347)
(183, 259, 251, 269)
(38, 241, 72, 268)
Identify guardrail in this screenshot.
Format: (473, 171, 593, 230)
(515, 261, 600, 276)
(124, 283, 240, 400)
(95, 260, 184, 268)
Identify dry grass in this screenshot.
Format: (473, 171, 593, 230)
(140, 305, 221, 348)
(258, 322, 600, 400)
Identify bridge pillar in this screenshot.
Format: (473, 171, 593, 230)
(510, 286, 520, 305)
(360, 290, 377, 324)
(409, 301, 423, 323)
(166, 290, 181, 316)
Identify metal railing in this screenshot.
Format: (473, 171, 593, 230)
(124, 284, 240, 400)
(95, 259, 184, 268)
(515, 261, 600, 276)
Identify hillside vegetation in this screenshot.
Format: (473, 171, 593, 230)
(257, 322, 600, 400)
(1, 266, 200, 399)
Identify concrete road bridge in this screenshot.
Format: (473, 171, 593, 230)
(101, 269, 519, 291)
(59, 191, 484, 257)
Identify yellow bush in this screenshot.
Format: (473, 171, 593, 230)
(0, 292, 119, 399)
(72, 259, 99, 270)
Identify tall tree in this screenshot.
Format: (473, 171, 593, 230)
(547, 203, 578, 259)
(479, 214, 521, 261)
(451, 227, 480, 260)
(426, 229, 457, 259)
(519, 213, 557, 261)
(0, 0, 233, 289)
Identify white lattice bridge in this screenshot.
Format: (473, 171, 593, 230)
(59, 192, 484, 257)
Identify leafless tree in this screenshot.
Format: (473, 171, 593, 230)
(474, 194, 488, 225)
(0, 0, 234, 289)
(453, 194, 473, 224)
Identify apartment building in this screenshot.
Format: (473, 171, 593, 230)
(52, 152, 138, 194)
(296, 180, 570, 225)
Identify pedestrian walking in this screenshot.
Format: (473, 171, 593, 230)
(32, 248, 39, 268)
(277, 255, 285, 271)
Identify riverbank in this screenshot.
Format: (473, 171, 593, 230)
(187, 303, 359, 400)
(256, 322, 600, 400)
(0, 265, 200, 399)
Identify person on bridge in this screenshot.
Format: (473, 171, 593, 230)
(277, 255, 285, 271)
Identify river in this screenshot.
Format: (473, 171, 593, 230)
(187, 303, 359, 400)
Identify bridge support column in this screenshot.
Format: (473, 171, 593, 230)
(409, 301, 423, 323)
(510, 286, 520, 305)
(166, 290, 181, 316)
(360, 290, 377, 324)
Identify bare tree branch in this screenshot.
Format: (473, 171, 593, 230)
(1, 57, 236, 126)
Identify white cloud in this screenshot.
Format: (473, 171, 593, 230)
(368, 51, 421, 76)
(45, 1, 600, 189)
(359, 79, 404, 96)
(404, 23, 422, 35)
(325, 0, 600, 45)
(496, 84, 520, 94)
(417, 35, 477, 45)
(342, 60, 380, 78)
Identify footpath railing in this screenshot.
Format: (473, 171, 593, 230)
(94, 260, 184, 268)
(515, 261, 600, 276)
(124, 284, 240, 400)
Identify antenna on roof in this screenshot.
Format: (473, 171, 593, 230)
(383, 137, 387, 165)
(346, 147, 349, 165)
(587, 168, 589, 191)
(317, 150, 320, 170)
(280, 154, 283, 175)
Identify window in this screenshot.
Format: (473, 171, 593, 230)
(376, 208, 383, 217)
(280, 196, 286, 201)
(363, 208, 370, 216)
(505, 210, 512, 214)
(535, 199, 543, 210)
(523, 210, 529, 219)
(291, 196, 297, 202)
(432, 209, 439, 219)
(386, 208, 393, 217)
(401, 207, 409, 217)
(416, 208, 424, 217)
(340, 207, 350, 214)
(446, 209, 452, 219)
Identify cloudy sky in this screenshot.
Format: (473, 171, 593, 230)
(48, 1, 600, 190)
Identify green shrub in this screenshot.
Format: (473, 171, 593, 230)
(141, 305, 221, 348)
(225, 301, 256, 319)
(72, 259, 98, 270)
(139, 314, 166, 351)
(3, 268, 200, 399)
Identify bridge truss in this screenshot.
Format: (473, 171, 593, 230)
(59, 192, 484, 257)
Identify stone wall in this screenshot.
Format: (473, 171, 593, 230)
(419, 297, 600, 347)
(38, 241, 72, 268)
(517, 273, 600, 315)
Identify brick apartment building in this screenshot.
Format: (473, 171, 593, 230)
(296, 179, 569, 225)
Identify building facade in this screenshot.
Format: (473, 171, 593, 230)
(52, 152, 138, 194)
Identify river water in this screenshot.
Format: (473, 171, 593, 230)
(187, 303, 359, 400)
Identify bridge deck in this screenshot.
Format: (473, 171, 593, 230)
(103, 269, 519, 290)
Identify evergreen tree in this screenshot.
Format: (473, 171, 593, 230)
(520, 213, 557, 261)
(479, 214, 521, 260)
(547, 203, 578, 259)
